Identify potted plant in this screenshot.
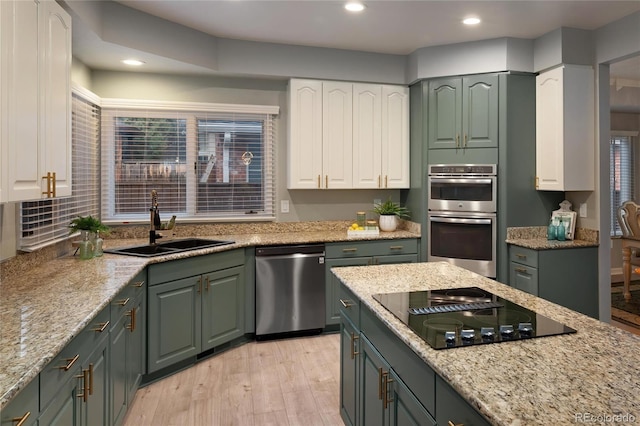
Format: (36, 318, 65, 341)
(68, 215, 110, 235)
(373, 198, 410, 232)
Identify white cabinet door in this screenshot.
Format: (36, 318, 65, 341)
(352, 84, 382, 189)
(381, 85, 409, 188)
(536, 65, 594, 191)
(1, 0, 41, 202)
(40, 0, 72, 197)
(0, 0, 71, 202)
(288, 79, 323, 189)
(323, 81, 353, 189)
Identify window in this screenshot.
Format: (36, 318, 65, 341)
(610, 132, 636, 236)
(19, 88, 101, 250)
(101, 100, 278, 222)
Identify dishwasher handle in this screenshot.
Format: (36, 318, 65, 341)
(255, 244, 325, 257)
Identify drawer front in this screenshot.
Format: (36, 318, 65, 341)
(509, 246, 538, 268)
(510, 262, 539, 296)
(326, 239, 418, 259)
(339, 284, 360, 329)
(111, 283, 136, 320)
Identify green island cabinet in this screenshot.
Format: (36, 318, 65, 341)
(338, 283, 490, 426)
(428, 75, 498, 151)
(147, 249, 245, 373)
(110, 270, 146, 426)
(508, 245, 599, 318)
(325, 239, 418, 326)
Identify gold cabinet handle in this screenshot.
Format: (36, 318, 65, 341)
(378, 367, 385, 400)
(389, 246, 403, 250)
(76, 369, 89, 402)
(382, 372, 394, 409)
(385, 175, 388, 188)
(340, 299, 354, 308)
(378, 175, 381, 188)
(126, 307, 136, 332)
(88, 363, 94, 395)
(456, 134, 460, 148)
(350, 332, 360, 359)
(52, 172, 56, 197)
(57, 354, 80, 371)
(448, 422, 464, 426)
(115, 298, 130, 307)
(515, 267, 528, 274)
(11, 412, 31, 426)
(317, 175, 321, 189)
(132, 280, 145, 288)
(197, 277, 202, 294)
(92, 321, 110, 333)
(464, 133, 468, 147)
(342, 248, 358, 253)
(515, 253, 527, 259)
(204, 276, 210, 291)
(42, 172, 52, 197)
(325, 175, 328, 189)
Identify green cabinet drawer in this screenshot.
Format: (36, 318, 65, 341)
(148, 248, 244, 286)
(326, 239, 418, 259)
(339, 284, 360, 329)
(509, 246, 538, 268)
(509, 262, 538, 296)
(1, 377, 38, 426)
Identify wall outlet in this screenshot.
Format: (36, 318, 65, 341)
(374, 198, 381, 207)
(280, 200, 289, 213)
(579, 203, 587, 218)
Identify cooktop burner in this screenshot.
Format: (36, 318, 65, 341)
(372, 287, 576, 349)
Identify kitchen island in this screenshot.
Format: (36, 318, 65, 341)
(332, 262, 640, 425)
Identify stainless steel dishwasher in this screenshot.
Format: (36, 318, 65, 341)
(255, 244, 325, 337)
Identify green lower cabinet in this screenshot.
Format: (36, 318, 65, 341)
(435, 376, 490, 426)
(388, 369, 436, 426)
(111, 313, 128, 426)
(1, 376, 38, 426)
(84, 335, 110, 426)
(38, 364, 83, 426)
(201, 266, 245, 351)
(126, 295, 145, 405)
(327, 257, 371, 325)
(340, 315, 359, 426)
(148, 276, 202, 373)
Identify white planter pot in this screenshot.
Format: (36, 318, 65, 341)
(378, 215, 397, 232)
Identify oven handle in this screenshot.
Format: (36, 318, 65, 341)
(429, 177, 493, 184)
(429, 216, 493, 225)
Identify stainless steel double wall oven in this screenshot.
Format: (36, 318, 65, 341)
(427, 164, 497, 278)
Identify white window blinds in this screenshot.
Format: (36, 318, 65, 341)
(20, 88, 101, 250)
(610, 132, 637, 236)
(101, 100, 278, 222)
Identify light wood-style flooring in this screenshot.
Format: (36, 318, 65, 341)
(123, 332, 342, 426)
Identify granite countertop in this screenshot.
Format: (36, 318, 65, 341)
(506, 226, 599, 250)
(331, 262, 640, 425)
(0, 227, 419, 409)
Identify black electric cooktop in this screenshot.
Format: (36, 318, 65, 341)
(372, 287, 576, 350)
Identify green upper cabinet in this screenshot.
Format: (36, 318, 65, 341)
(428, 75, 498, 150)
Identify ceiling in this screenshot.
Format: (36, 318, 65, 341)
(70, 1, 640, 84)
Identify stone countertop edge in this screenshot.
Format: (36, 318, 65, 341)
(0, 229, 419, 409)
(506, 226, 599, 249)
(331, 262, 640, 426)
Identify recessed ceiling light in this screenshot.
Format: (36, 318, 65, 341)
(463, 17, 481, 25)
(122, 59, 145, 66)
(345, 2, 365, 12)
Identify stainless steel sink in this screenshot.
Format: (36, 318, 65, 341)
(105, 238, 235, 257)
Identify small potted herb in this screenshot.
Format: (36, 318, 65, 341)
(373, 198, 410, 232)
(68, 215, 110, 235)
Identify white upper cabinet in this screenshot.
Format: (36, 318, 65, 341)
(288, 79, 409, 189)
(535, 65, 594, 191)
(0, 0, 72, 202)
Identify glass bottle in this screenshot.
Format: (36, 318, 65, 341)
(547, 219, 556, 240)
(93, 231, 104, 257)
(78, 231, 93, 260)
(356, 211, 366, 228)
(556, 218, 566, 241)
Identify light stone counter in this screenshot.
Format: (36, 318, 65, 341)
(331, 262, 640, 426)
(0, 227, 419, 409)
(506, 226, 599, 250)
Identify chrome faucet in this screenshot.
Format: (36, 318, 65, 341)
(149, 190, 163, 244)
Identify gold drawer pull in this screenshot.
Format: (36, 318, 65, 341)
(342, 248, 358, 253)
(115, 298, 130, 307)
(317, 175, 321, 188)
(340, 299, 354, 308)
(515, 253, 527, 259)
(132, 280, 145, 288)
(11, 411, 31, 426)
(57, 354, 79, 371)
(448, 422, 464, 426)
(92, 321, 110, 333)
(515, 267, 528, 274)
(389, 246, 403, 250)
(88, 363, 94, 395)
(350, 332, 360, 359)
(382, 373, 394, 409)
(76, 369, 89, 402)
(126, 308, 136, 332)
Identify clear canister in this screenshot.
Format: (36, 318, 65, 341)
(356, 211, 366, 228)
